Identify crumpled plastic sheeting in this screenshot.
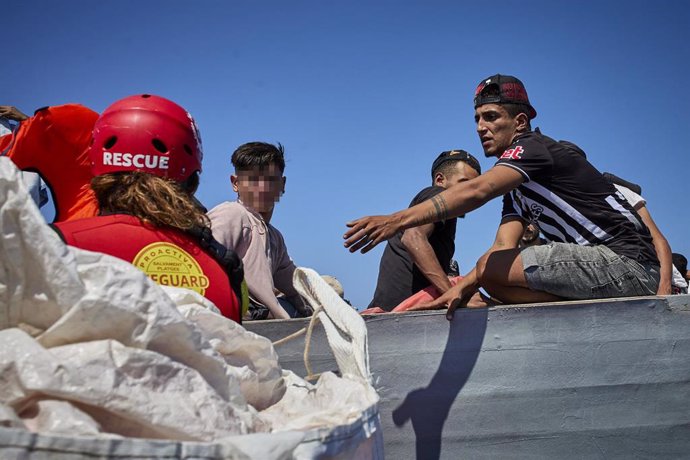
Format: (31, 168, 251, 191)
(18, 400, 105, 438)
(262, 372, 379, 432)
(0, 165, 242, 407)
(0, 328, 254, 440)
(34, 249, 249, 406)
(0, 404, 24, 429)
(0, 158, 380, 457)
(172, 292, 285, 411)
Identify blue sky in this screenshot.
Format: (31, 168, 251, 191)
(5, 1, 690, 308)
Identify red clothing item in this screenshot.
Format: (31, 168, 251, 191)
(360, 276, 463, 314)
(54, 214, 241, 323)
(1, 104, 99, 222)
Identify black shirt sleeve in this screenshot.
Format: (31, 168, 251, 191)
(495, 132, 553, 182)
(409, 186, 448, 227)
(501, 192, 521, 220)
(409, 185, 443, 207)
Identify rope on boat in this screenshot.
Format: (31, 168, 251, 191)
(271, 310, 323, 381)
(271, 268, 371, 384)
(271, 326, 306, 347)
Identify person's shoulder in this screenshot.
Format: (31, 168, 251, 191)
(512, 130, 549, 148)
(506, 130, 564, 162)
(208, 201, 255, 226)
(209, 201, 249, 216)
(614, 184, 645, 207)
(53, 214, 140, 238)
(267, 222, 286, 241)
(209, 200, 243, 211)
(521, 130, 587, 156)
(411, 185, 443, 204)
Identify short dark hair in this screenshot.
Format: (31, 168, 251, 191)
(673, 253, 688, 275)
(434, 161, 460, 179)
(431, 150, 481, 179)
(231, 142, 286, 173)
(502, 103, 531, 121)
(433, 158, 477, 179)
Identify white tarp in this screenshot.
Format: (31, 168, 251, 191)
(0, 158, 382, 459)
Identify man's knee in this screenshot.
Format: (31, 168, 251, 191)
(477, 249, 527, 289)
(475, 252, 490, 286)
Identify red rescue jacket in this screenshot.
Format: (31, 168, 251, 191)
(1, 104, 99, 222)
(53, 214, 241, 322)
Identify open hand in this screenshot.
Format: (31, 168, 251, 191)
(0, 106, 29, 122)
(344, 214, 401, 254)
(414, 283, 481, 320)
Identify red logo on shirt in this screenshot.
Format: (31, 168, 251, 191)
(500, 145, 524, 160)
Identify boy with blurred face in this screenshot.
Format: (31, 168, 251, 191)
(231, 162, 285, 222)
(345, 75, 660, 316)
(368, 150, 481, 311)
(209, 142, 312, 320)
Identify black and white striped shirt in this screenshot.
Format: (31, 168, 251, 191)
(497, 131, 658, 265)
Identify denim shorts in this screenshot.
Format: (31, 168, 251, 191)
(521, 243, 659, 300)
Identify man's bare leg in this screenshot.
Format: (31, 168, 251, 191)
(476, 248, 562, 304)
(465, 290, 497, 307)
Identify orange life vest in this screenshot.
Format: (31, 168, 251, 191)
(1, 104, 99, 222)
(53, 214, 241, 323)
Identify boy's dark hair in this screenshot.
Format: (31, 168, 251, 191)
(231, 142, 286, 173)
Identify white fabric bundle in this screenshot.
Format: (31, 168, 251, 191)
(0, 158, 381, 459)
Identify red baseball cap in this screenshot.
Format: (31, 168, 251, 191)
(474, 74, 537, 119)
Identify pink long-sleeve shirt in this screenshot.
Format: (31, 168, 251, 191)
(208, 201, 304, 319)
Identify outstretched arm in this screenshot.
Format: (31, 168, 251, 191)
(401, 223, 453, 294)
(344, 166, 524, 253)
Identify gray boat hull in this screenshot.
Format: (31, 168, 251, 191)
(246, 295, 690, 459)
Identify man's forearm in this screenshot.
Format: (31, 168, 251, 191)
(394, 170, 521, 231)
(653, 237, 673, 293)
(402, 230, 453, 293)
(636, 206, 673, 294)
(393, 188, 475, 231)
(245, 275, 290, 319)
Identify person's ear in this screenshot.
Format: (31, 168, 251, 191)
(434, 172, 445, 187)
(281, 176, 286, 195)
(230, 174, 239, 193)
(515, 112, 529, 133)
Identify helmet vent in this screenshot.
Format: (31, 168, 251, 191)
(142, 94, 151, 98)
(183, 144, 193, 155)
(104, 136, 117, 149)
(152, 138, 168, 153)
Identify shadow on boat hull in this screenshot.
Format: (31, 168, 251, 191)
(246, 295, 690, 459)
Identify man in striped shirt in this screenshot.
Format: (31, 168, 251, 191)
(345, 74, 660, 316)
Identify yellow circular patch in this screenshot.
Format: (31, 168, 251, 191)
(133, 242, 209, 296)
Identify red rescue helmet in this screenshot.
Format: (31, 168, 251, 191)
(90, 94, 203, 182)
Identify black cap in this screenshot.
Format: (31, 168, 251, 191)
(431, 149, 481, 179)
(474, 74, 537, 119)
